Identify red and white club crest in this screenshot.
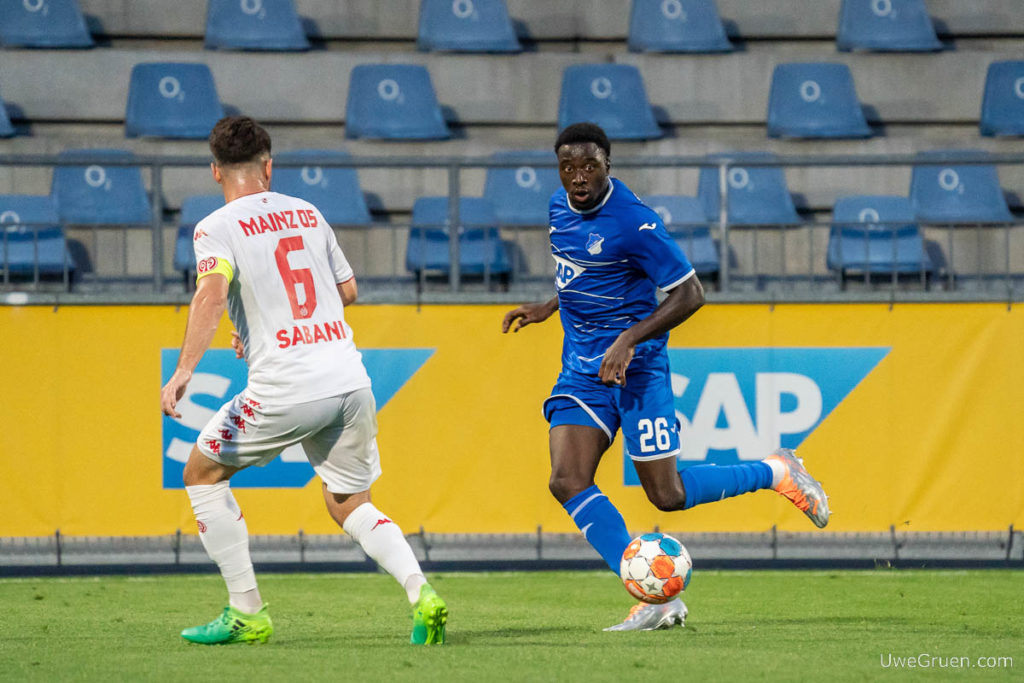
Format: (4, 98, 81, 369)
(197, 256, 218, 273)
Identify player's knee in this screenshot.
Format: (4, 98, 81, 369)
(645, 487, 685, 512)
(548, 473, 588, 505)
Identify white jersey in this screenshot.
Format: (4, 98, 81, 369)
(192, 191, 370, 404)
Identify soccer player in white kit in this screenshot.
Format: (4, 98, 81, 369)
(160, 116, 448, 645)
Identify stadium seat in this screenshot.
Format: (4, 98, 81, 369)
(979, 61, 1024, 137)
(205, 0, 309, 51)
(909, 150, 1014, 223)
(826, 195, 934, 276)
(558, 64, 663, 140)
(417, 0, 521, 52)
(125, 63, 224, 139)
(482, 150, 560, 226)
(173, 195, 225, 273)
(628, 0, 732, 53)
(0, 94, 13, 137)
(0, 195, 76, 276)
(406, 197, 511, 277)
(271, 150, 372, 225)
(836, 0, 941, 52)
(0, 0, 93, 48)
(643, 195, 720, 276)
(345, 64, 450, 140)
(697, 152, 801, 226)
(51, 149, 151, 225)
(766, 63, 872, 138)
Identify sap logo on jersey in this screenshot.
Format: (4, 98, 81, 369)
(554, 254, 585, 289)
(161, 348, 434, 489)
(623, 347, 889, 486)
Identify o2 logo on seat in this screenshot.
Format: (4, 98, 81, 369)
(623, 347, 889, 485)
(161, 348, 434, 488)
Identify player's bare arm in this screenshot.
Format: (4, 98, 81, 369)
(338, 277, 357, 306)
(501, 296, 559, 333)
(160, 273, 229, 418)
(598, 276, 705, 386)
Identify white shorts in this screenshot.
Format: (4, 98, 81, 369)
(196, 386, 382, 494)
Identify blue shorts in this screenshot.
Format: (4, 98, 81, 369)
(543, 357, 680, 461)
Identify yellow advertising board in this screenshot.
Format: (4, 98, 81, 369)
(0, 303, 1021, 537)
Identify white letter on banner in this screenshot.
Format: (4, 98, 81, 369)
(755, 372, 822, 452)
(681, 372, 761, 461)
(164, 373, 232, 463)
(175, 372, 230, 430)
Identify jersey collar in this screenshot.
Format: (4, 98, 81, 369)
(566, 178, 615, 215)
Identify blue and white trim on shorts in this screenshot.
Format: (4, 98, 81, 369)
(544, 393, 613, 442)
(625, 446, 681, 462)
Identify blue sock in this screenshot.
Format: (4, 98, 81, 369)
(681, 462, 773, 510)
(562, 485, 632, 574)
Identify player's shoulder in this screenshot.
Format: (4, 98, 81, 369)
(194, 202, 234, 236)
(607, 179, 662, 228)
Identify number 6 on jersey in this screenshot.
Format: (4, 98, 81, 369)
(274, 236, 317, 320)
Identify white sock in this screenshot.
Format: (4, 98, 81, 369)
(763, 458, 786, 488)
(343, 502, 427, 604)
(186, 482, 262, 613)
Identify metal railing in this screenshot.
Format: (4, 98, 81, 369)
(1, 151, 1022, 304)
(2, 527, 1020, 575)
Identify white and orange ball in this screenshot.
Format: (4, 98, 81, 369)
(620, 533, 692, 604)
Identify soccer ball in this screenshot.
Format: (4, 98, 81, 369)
(620, 533, 692, 604)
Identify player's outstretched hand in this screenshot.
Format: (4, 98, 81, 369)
(599, 336, 635, 387)
(231, 330, 245, 360)
(502, 299, 558, 333)
(160, 369, 192, 418)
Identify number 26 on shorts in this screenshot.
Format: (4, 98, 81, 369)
(638, 417, 671, 453)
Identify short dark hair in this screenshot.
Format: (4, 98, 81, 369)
(209, 116, 271, 166)
(554, 122, 611, 158)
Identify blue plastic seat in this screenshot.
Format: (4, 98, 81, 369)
(558, 64, 662, 140)
(51, 149, 151, 225)
(766, 63, 872, 138)
(173, 195, 225, 272)
(205, 0, 309, 51)
(345, 64, 450, 140)
(628, 0, 732, 53)
(643, 195, 720, 275)
(0, 0, 93, 48)
(482, 151, 560, 226)
(697, 152, 801, 226)
(836, 0, 940, 52)
(125, 63, 225, 139)
(406, 197, 511, 277)
(827, 196, 934, 275)
(909, 150, 1013, 223)
(417, 0, 521, 52)
(0, 94, 13, 137)
(272, 150, 372, 225)
(0, 195, 76, 275)
(980, 61, 1024, 137)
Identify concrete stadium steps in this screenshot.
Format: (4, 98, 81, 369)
(74, 0, 1024, 40)
(3, 123, 1023, 214)
(4, 47, 1024, 126)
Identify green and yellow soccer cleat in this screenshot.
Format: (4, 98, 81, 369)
(180, 604, 273, 645)
(410, 584, 448, 645)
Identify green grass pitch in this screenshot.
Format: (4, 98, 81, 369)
(0, 570, 1020, 681)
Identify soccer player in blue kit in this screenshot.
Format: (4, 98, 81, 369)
(502, 123, 830, 631)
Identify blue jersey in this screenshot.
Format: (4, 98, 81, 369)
(549, 177, 695, 376)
